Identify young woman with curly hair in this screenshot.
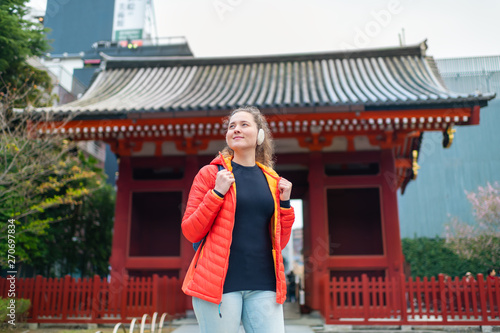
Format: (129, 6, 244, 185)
(181, 106, 295, 332)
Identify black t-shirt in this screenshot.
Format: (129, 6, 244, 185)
(223, 161, 277, 293)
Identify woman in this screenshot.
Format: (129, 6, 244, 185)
(181, 106, 295, 332)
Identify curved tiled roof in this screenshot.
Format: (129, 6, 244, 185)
(39, 41, 495, 116)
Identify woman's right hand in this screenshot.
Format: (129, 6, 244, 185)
(214, 170, 235, 195)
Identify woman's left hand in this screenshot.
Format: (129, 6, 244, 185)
(278, 178, 293, 201)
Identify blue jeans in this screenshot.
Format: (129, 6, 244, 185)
(192, 290, 284, 333)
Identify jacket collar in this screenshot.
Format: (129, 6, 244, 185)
(210, 152, 279, 179)
(209, 152, 233, 171)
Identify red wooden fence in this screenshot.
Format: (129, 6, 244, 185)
(0, 274, 186, 324)
(323, 273, 500, 326)
(3, 273, 499, 325)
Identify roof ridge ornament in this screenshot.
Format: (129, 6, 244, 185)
(419, 39, 428, 56)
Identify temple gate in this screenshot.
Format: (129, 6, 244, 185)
(38, 41, 494, 312)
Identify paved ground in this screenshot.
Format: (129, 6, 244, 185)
(172, 325, 497, 333)
(23, 318, 498, 333)
(171, 302, 316, 332)
(172, 324, 315, 332)
(168, 303, 499, 333)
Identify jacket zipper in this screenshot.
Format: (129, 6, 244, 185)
(263, 172, 283, 296)
(260, 168, 283, 296)
(216, 156, 237, 308)
(273, 177, 282, 276)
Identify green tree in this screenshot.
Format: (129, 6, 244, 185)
(0, 0, 48, 71)
(0, 0, 113, 273)
(402, 237, 487, 278)
(25, 154, 115, 278)
(0, 0, 54, 107)
(0, 128, 107, 268)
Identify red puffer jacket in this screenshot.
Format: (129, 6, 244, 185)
(181, 154, 295, 305)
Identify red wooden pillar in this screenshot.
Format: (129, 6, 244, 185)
(110, 156, 132, 281)
(380, 149, 404, 278)
(305, 152, 328, 311)
(179, 154, 199, 310)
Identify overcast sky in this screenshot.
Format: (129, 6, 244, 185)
(152, 0, 500, 59)
(29, 0, 500, 59)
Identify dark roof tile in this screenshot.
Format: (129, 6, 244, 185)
(38, 42, 495, 115)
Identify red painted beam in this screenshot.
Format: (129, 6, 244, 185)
(35, 107, 475, 148)
(327, 256, 388, 269)
(125, 257, 182, 269)
(129, 180, 185, 191)
(323, 177, 383, 188)
(39, 107, 475, 130)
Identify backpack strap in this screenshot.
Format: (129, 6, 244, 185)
(192, 164, 225, 252)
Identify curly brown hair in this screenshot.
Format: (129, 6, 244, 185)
(220, 106, 275, 169)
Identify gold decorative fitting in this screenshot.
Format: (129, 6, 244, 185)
(411, 150, 420, 180)
(442, 126, 456, 148)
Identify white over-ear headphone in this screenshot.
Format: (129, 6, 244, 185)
(257, 128, 265, 145)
